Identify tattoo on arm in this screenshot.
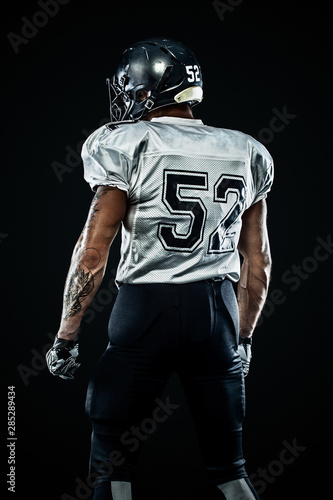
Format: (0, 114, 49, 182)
(64, 264, 94, 318)
(64, 247, 102, 319)
(83, 186, 117, 232)
(61, 187, 120, 329)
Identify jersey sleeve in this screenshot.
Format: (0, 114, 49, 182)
(250, 139, 274, 204)
(82, 126, 131, 193)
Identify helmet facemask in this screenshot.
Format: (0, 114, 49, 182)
(107, 76, 134, 122)
(107, 77, 155, 122)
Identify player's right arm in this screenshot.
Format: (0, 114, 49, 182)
(236, 199, 271, 377)
(237, 199, 272, 338)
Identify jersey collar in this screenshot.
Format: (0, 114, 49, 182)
(149, 116, 204, 126)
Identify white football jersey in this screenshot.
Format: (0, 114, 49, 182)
(82, 116, 273, 284)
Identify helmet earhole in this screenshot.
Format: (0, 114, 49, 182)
(136, 89, 149, 103)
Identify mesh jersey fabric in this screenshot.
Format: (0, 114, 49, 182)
(82, 116, 273, 284)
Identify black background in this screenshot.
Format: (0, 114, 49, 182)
(2, 1, 332, 499)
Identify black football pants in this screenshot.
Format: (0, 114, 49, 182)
(85, 279, 247, 498)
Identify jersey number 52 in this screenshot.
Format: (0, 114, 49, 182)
(158, 170, 246, 253)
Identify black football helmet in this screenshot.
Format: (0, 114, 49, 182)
(106, 37, 203, 123)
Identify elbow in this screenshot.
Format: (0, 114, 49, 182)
(71, 239, 109, 272)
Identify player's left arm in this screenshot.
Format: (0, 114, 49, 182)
(46, 185, 127, 380)
(57, 185, 127, 340)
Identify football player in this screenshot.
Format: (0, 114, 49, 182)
(47, 38, 273, 500)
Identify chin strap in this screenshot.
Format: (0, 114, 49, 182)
(143, 65, 173, 113)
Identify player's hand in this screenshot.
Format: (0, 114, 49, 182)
(238, 336, 252, 377)
(46, 337, 80, 380)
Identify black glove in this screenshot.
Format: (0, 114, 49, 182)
(46, 337, 80, 380)
(238, 336, 252, 377)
